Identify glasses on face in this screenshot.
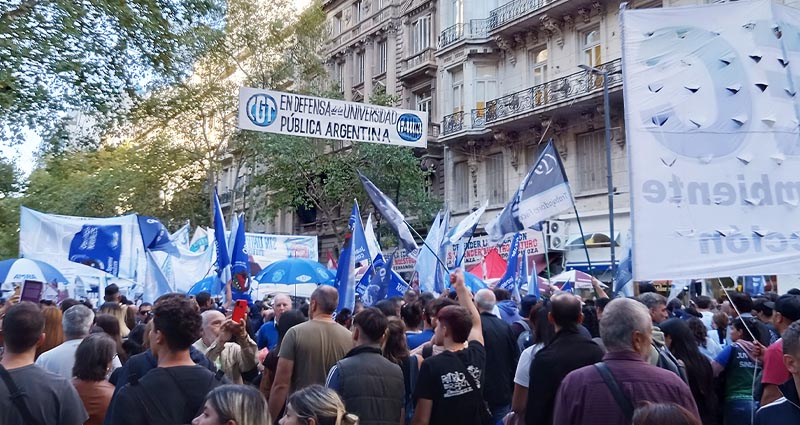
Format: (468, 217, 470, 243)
(139, 310, 152, 316)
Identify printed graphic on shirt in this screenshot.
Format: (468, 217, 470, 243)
(440, 364, 482, 398)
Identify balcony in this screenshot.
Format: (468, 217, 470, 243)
(489, 0, 558, 30)
(441, 108, 488, 136)
(485, 58, 622, 125)
(438, 19, 491, 49)
(399, 48, 437, 82)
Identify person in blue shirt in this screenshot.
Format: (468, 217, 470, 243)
(256, 294, 292, 350)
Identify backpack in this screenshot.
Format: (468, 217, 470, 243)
(515, 319, 533, 352)
(403, 355, 419, 425)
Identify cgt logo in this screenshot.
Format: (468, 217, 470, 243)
(396, 113, 423, 142)
(246, 94, 278, 127)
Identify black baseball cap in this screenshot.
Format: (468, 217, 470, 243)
(765, 294, 800, 322)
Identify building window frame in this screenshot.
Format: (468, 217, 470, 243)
(353, 1, 362, 23)
(454, 161, 470, 210)
(412, 15, 431, 54)
(576, 129, 607, 193)
(485, 152, 506, 206)
(450, 66, 464, 113)
(377, 40, 387, 74)
(356, 51, 365, 84)
(582, 26, 602, 68)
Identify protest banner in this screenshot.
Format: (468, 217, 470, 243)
(238, 87, 428, 148)
(622, 0, 800, 279)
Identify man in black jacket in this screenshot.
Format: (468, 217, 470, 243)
(107, 294, 226, 425)
(475, 289, 519, 425)
(525, 292, 604, 425)
(326, 307, 404, 425)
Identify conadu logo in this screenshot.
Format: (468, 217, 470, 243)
(396, 113, 424, 142)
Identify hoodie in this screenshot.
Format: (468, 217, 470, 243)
(497, 300, 523, 324)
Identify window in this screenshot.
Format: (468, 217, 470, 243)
(529, 48, 548, 86)
(333, 13, 342, 35)
(486, 153, 505, 205)
(451, 0, 464, 26)
(356, 52, 365, 83)
(412, 16, 431, 54)
(334, 62, 344, 92)
(451, 67, 463, 113)
(377, 40, 387, 74)
(353, 1, 362, 23)
(583, 28, 602, 68)
(474, 64, 496, 117)
(415, 89, 432, 113)
(454, 161, 469, 209)
(576, 130, 607, 192)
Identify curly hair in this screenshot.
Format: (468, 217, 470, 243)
(152, 293, 201, 351)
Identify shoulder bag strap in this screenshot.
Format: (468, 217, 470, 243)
(593, 362, 634, 422)
(0, 364, 43, 425)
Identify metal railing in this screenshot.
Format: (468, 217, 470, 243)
(471, 108, 486, 129)
(403, 48, 434, 71)
(442, 111, 465, 135)
(485, 58, 622, 124)
(438, 19, 491, 48)
(488, 0, 557, 30)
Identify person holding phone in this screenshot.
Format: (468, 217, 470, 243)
(193, 309, 258, 385)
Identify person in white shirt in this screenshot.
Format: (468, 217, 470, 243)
(694, 296, 715, 331)
(36, 304, 121, 378)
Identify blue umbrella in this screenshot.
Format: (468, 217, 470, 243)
(187, 276, 219, 296)
(255, 258, 335, 285)
(0, 258, 68, 285)
(448, 269, 488, 293)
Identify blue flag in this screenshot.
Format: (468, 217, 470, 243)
(143, 251, 173, 303)
(487, 140, 573, 243)
(230, 214, 251, 296)
(448, 201, 488, 244)
(69, 224, 123, 276)
(561, 279, 574, 294)
(434, 210, 450, 294)
(336, 237, 357, 312)
(138, 216, 179, 254)
(613, 245, 633, 296)
(415, 212, 442, 294)
(497, 232, 521, 293)
(349, 200, 371, 265)
(515, 252, 527, 301)
(213, 189, 231, 290)
(744, 276, 766, 295)
(385, 255, 411, 299)
(358, 171, 419, 257)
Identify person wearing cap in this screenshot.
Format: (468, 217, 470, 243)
(752, 298, 780, 345)
(760, 294, 800, 406)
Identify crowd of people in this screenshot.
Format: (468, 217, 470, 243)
(1, 274, 800, 425)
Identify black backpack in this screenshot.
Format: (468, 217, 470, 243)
(515, 319, 533, 352)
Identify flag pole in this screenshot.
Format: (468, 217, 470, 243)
(403, 220, 450, 275)
(456, 222, 479, 267)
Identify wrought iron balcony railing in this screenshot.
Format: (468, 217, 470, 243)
(438, 19, 491, 48)
(442, 111, 465, 135)
(485, 58, 622, 124)
(488, 0, 557, 30)
(403, 48, 435, 71)
(471, 109, 486, 129)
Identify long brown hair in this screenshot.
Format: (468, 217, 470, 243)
(633, 402, 701, 425)
(383, 317, 410, 365)
(95, 313, 128, 364)
(36, 306, 64, 359)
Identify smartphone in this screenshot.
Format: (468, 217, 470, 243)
(232, 299, 248, 323)
(20, 280, 44, 303)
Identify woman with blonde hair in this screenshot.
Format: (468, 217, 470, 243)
(99, 302, 130, 338)
(280, 385, 358, 425)
(192, 385, 270, 425)
(36, 305, 64, 358)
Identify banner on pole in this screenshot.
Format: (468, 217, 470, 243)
(622, 0, 800, 280)
(238, 87, 428, 148)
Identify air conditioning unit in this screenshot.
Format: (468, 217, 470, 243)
(546, 220, 567, 251)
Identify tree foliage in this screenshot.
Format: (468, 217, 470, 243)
(0, 0, 224, 142)
(25, 139, 209, 228)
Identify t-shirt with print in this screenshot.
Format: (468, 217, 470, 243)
(715, 343, 761, 401)
(279, 319, 353, 391)
(414, 340, 486, 425)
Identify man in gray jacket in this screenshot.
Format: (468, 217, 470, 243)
(326, 307, 404, 425)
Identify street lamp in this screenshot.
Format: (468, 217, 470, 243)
(578, 64, 616, 280)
